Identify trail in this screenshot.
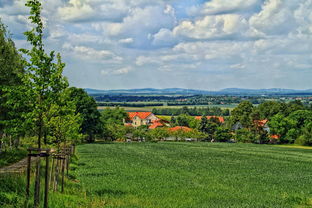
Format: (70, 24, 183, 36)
(0, 156, 39, 174)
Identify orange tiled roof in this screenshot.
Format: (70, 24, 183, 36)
(254, 119, 268, 127)
(128, 112, 153, 120)
(270, 134, 280, 139)
(169, 126, 192, 132)
(149, 122, 164, 129)
(195, 116, 225, 123)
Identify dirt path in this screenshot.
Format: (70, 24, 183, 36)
(0, 156, 39, 174)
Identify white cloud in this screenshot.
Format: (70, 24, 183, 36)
(58, 0, 94, 22)
(153, 14, 249, 43)
(101, 66, 133, 76)
(62, 43, 123, 63)
(118, 38, 134, 44)
(198, 0, 261, 15)
(1, 0, 312, 90)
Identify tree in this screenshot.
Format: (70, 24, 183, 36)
(214, 127, 232, 142)
(20, 0, 69, 148)
(147, 128, 169, 142)
(0, 20, 25, 152)
(46, 90, 83, 147)
(18, 1, 70, 206)
(256, 101, 285, 119)
(67, 87, 102, 142)
(101, 107, 128, 141)
(199, 116, 208, 133)
(269, 113, 296, 143)
(231, 101, 254, 128)
(176, 114, 191, 127)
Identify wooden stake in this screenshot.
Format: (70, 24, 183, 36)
(61, 158, 65, 193)
(44, 151, 50, 208)
(26, 153, 31, 198)
(34, 158, 41, 208)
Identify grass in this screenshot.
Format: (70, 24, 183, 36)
(75, 142, 312, 208)
(2, 143, 312, 207)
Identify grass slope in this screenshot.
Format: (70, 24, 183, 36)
(76, 143, 312, 208)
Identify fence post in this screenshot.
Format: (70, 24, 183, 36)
(44, 150, 50, 208)
(26, 151, 31, 199)
(61, 156, 65, 193)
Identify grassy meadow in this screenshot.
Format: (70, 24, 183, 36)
(75, 142, 312, 208)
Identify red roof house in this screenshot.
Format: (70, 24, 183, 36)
(125, 112, 158, 127)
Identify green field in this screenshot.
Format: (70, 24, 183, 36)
(76, 142, 312, 208)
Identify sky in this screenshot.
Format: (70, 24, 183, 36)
(0, 0, 312, 90)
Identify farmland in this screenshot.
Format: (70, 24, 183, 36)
(75, 142, 312, 208)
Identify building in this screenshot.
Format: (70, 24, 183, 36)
(125, 112, 158, 127)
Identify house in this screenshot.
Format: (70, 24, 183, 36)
(254, 119, 270, 133)
(232, 119, 270, 132)
(125, 112, 158, 127)
(195, 116, 225, 123)
(232, 122, 243, 131)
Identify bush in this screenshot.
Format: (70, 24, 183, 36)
(235, 129, 255, 143)
(294, 136, 306, 145)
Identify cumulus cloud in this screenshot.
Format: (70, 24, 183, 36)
(173, 14, 248, 40)
(1, 0, 312, 90)
(62, 43, 123, 63)
(196, 0, 262, 15)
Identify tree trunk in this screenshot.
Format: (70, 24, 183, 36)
(0, 132, 2, 154)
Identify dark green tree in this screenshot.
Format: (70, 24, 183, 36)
(67, 87, 102, 142)
(231, 101, 254, 129)
(0, 20, 25, 151)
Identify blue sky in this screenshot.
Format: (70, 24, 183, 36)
(0, 0, 312, 90)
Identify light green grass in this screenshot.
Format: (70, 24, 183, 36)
(76, 142, 312, 208)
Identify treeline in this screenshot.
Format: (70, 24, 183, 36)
(93, 95, 195, 102)
(98, 102, 163, 107)
(0, 7, 102, 153)
(99, 100, 312, 145)
(229, 100, 312, 144)
(152, 106, 230, 116)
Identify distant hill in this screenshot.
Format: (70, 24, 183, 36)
(85, 88, 312, 96)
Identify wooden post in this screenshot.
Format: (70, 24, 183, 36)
(54, 157, 59, 192)
(26, 152, 31, 198)
(44, 151, 50, 208)
(49, 156, 54, 187)
(34, 156, 41, 208)
(61, 157, 65, 193)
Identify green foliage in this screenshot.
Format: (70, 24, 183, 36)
(230, 101, 254, 128)
(100, 107, 128, 141)
(146, 128, 169, 141)
(214, 127, 232, 142)
(235, 128, 255, 143)
(0, 19, 26, 151)
(16, 0, 69, 148)
(67, 87, 102, 142)
(101, 107, 127, 125)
